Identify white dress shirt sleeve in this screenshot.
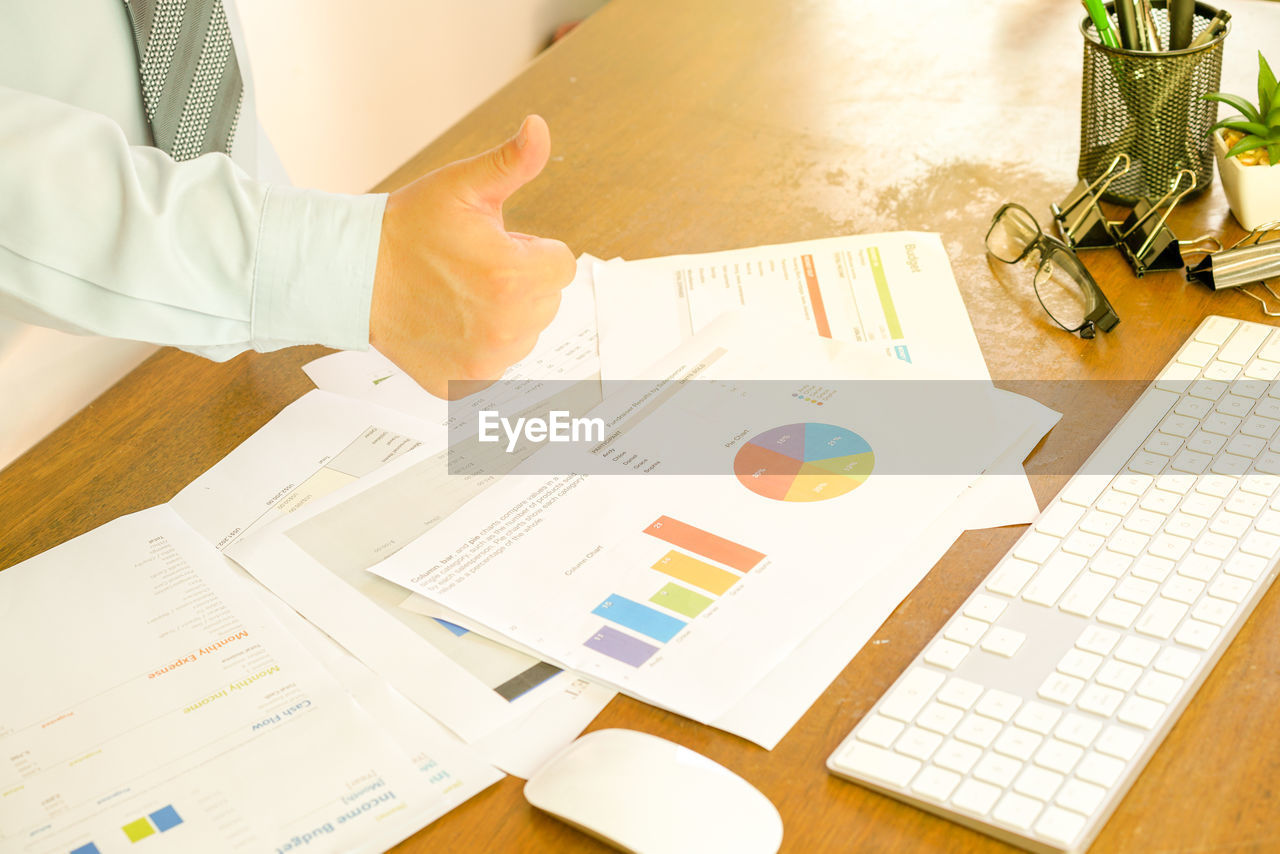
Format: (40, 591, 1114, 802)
(0, 84, 386, 360)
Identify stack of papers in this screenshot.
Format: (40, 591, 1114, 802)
(1, 231, 1060, 852)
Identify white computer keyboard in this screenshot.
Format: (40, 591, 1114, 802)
(828, 315, 1280, 854)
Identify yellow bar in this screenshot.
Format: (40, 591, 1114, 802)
(651, 551, 738, 595)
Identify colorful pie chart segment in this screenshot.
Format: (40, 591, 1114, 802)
(734, 423, 873, 502)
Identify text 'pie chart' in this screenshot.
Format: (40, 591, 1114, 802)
(733, 423, 874, 502)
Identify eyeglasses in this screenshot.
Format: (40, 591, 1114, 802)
(985, 203, 1120, 339)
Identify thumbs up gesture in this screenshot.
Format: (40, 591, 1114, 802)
(369, 115, 577, 399)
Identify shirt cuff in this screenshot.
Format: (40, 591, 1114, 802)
(251, 185, 387, 352)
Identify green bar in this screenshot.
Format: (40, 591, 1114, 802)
(650, 582, 714, 618)
(868, 247, 903, 338)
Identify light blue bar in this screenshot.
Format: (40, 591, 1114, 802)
(592, 594, 687, 642)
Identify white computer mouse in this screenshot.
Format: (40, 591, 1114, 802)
(523, 728, 783, 853)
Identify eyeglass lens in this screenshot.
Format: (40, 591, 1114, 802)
(1033, 247, 1097, 332)
(986, 205, 1042, 263)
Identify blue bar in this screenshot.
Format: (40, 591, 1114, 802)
(592, 594, 687, 642)
(149, 805, 183, 832)
(433, 618, 470, 637)
(70, 844, 101, 854)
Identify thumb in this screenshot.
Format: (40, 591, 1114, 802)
(454, 115, 552, 213)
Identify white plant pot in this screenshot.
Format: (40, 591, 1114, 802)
(1214, 130, 1280, 231)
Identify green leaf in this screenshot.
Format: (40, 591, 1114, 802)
(1226, 134, 1268, 159)
(1269, 143, 1280, 167)
(1214, 119, 1273, 137)
(1267, 103, 1280, 128)
(1204, 92, 1261, 123)
(1261, 52, 1278, 115)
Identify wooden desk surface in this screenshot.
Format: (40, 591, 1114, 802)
(4, 0, 1280, 851)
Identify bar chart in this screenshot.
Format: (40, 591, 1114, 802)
(583, 516, 766, 667)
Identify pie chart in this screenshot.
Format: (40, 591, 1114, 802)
(733, 423, 874, 502)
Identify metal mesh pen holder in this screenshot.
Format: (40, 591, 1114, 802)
(1078, 2, 1226, 205)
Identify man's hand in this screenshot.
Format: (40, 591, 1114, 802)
(369, 115, 576, 399)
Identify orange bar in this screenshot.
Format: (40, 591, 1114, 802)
(802, 254, 831, 338)
(642, 516, 765, 572)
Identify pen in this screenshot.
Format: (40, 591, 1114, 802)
(1135, 0, 1162, 51)
(1114, 0, 1140, 50)
(1168, 0, 1195, 49)
(1188, 9, 1231, 48)
(1081, 0, 1120, 48)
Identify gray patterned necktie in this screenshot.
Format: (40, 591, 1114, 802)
(123, 0, 244, 160)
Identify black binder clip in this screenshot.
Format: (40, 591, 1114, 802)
(1052, 154, 1130, 250)
(1114, 170, 1213, 277)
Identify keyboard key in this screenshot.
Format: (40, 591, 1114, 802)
(1223, 553, 1268, 581)
(1209, 511, 1252, 539)
(1179, 492, 1222, 518)
(1157, 474, 1196, 494)
(1034, 738, 1083, 775)
(1174, 396, 1211, 419)
(1170, 450, 1211, 474)
(1097, 598, 1140, 628)
(1148, 533, 1192, 561)
(1098, 490, 1138, 517)
(1143, 433, 1181, 456)
(1194, 315, 1238, 346)
(1198, 475, 1237, 498)
(943, 616, 988, 646)
(1096, 726, 1144, 761)
(1176, 340, 1218, 367)
(1115, 636, 1159, 666)
(1090, 550, 1132, 577)
(1023, 553, 1086, 607)
(951, 779, 1002, 815)
(936, 677, 983, 710)
(1096, 660, 1141, 692)
(1114, 576, 1157, 606)
(955, 714, 1002, 748)
(1131, 555, 1174, 583)
(1035, 806, 1087, 846)
(1242, 417, 1280, 440)
(992, 791, 1044, 831)
(855, 714, 905, 748)
(1213, 453, 1252, 477)
(1060, 572, 1114, 617)
(1056, 778, 1107, 816)
(924, 639, 971, 670)
(910, 766, 961, 801)
(1187, 430, 1227, 454)
(895, 726, 943, 761)
(835, 742, 920, 787)
(1135, 672, 1182, 704)
(1153, 647, 1201, 679)
(1189, 379, 1228, 401)
(1077, 752, 1125, 787)
(1256, 509, 1280, 536)
(1117, 696, 1166, 730)
(1246, 359, 1280, 381)
(1060, 475, 1109, 507)
(1128, 453, 1168, 476)
(1234, 379, 1271, 399)
(1038, 673, 1084, 706)
(1156, 362, 1199, 391)
(1124, 509, 1165, 536)
(1219, 321, 1270, 364)
(1108, 531, 1149, 557)
(1055, 713, 1102, 748)
(1242, 473, 1280, 494)
(1204, 361, 1241, 382)
(1139, 489, 1180, 514)
(1228, 435, 1268, 458)
(1175, 619, 1221, 651)
(1209, 575, 1253, 604)
(976, 690, 1022, 722)
(986, 559, 1037, 597)
(1062, 531, 1104, 557)
(934, 739, 982, 775)
(1014, 532, 1060, 564)
(1013, 765, 1063, 802)
(1057, 648, 1103, 680)
(1158, 413, 1198, 438)
(1241, 531, 1280, 559)
(917, 702, 964, 735)
(1014, 702, 1062, 735)
(1075, 625, 1120, 656)
(973, 753, 1021, 788)
(1193, 533, 1235, 560)
(1164, 575, 1205, 604)
(1178, 554, 1220, 581)
(994, 727, 1042, 761)
(980, 627, 1025, 658)
(1226, 491, 1267, 516)
(1164, 512, 1206, 540)
(1076, 684, 1123, 717)
(1078, 510, 1122, 537)
(879, 667, 944, 722)
(1111, 476, 1151, 498)
(1035, 502, 1084, 537)
(964, 594, 1007, 623)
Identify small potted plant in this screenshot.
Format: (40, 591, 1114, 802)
(1205, 51, 1280, 230)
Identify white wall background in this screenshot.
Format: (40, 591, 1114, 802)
(0, 0, 603, 471)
